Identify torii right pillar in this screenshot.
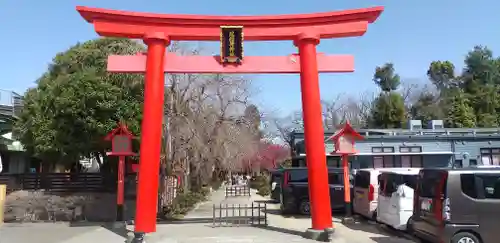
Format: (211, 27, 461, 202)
(295, 32, 336, 240)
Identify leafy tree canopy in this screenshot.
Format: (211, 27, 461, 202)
(373, 63, 401, 92)
(369, 92, 406, 129)
(15, 38, 146, 163)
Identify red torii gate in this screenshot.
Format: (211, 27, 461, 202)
(77, 6, 383, 241)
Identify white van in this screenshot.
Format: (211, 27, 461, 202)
(376, 168, 420, 230)
(353, 168, 416, 220)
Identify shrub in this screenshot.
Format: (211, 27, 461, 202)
(256, 185, 271, 196)
(250, 175, 267, 190)
(211, 178, 223, 191)
(251, 174, 271, 197)
(162, 189, 210, 219)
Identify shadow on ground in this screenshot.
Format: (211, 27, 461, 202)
(264, 208, 348, 220)
(369, 236, 415, 243)
(158, 217, 213, 224)
(69, 221, 131, 239)
(253, 199, 279, 204)
(253, 224, 305, 238)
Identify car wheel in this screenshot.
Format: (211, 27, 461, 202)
(451, 232, 481, 243)
(298, 199, 311, 215)
(406, 216, 413, 233)
(371, 210, 378, 222)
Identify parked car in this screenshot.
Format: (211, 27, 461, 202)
(353, 168, 420, 220)
(411, 167, 500, 243)
(279, 167, 353, 215)
(270, 169, 283, 202)
(376, 168, 420, 230)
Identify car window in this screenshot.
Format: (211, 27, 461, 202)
(271, 173, 282, 183)
(384, 173, 400, 196)
(402, 175, 417, 190)
(479, 174, 500, 199)
(418, 171, 446, 198)
(289, 170, 308, 183)
(462, 174, 500, 199)
(328, 173, 342, 185)
(460, 174, 477, 198)
(354, 171, 370, 188)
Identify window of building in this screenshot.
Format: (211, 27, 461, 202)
(373, 155, 395, 168)
(400, 146, 422, 153)
(470, 159, 478, 166)
(372, 147, 395, 153)
(480, 148, 500, 165)
(327, 156, 340, 167)
(454, 160, 463, 168)
(401, 155, 423, 167)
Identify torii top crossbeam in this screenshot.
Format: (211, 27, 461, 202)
(77, 6, 383, 41)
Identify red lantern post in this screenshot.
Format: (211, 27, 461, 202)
(105, 123, 137, 222)
(328, 122, 363, 221)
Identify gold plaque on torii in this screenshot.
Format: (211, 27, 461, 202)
(220, 26, 244, 64)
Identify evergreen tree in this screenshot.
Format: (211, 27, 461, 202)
(369, 63, 406, 128)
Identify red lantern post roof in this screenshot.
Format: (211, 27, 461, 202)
(105, 123, 135, 141)
(327, 122, 364, 142)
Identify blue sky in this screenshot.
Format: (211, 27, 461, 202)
(1, 0, 499, 115)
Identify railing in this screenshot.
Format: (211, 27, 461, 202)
(212, 202, 267, 227)
(0, 173, 137, 193)
(224, 185, 251, 198)
(0, 89, 23, 118)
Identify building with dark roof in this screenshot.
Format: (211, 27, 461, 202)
(290, 120, 500, 169)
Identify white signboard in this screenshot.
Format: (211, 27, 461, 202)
(0, 155, 3, 173)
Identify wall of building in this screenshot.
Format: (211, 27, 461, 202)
(452, 139, 500, 167)
(293, 133, 500, 168)
(0, 151, 28, 173)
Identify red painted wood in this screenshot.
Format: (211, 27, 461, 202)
(296, 36, 333, 230)
(107, 53, 355, 73)
(135, 37, 167, 233)
(76, 5, 384, 235)
(77, 6, 383, 41)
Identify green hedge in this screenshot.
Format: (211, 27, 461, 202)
(162, 187, 210, 219)
(252, 175, 271, 197)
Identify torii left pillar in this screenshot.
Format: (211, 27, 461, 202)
(133, 32, 169, 242)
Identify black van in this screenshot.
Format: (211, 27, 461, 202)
(279, 167, 352, 215)
(270, 169, 283, 202)
(411, 167, 500, 243)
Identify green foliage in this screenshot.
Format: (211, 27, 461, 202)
(444, 89, 476, 128)
(211, 179, 223, 191)
(410, 92, 444, 126)
(250, 174, 271, 196)
(420, 46, 500, 129)
(427, 61, 457, 91)
(369, 92, 406, 128)
(373, 63, 401, 92)
(162, 189, 210, 219)
(279, 159, 292, 168)
(15, 38, 145, 163)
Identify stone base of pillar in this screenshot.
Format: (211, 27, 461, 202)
(130, 232, 146, 243)
(304, 227, 335, 242)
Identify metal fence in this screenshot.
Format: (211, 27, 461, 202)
(224, 185, 250, 198)
(0, 173, 137, 193)
(212, 202, 267, 227)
